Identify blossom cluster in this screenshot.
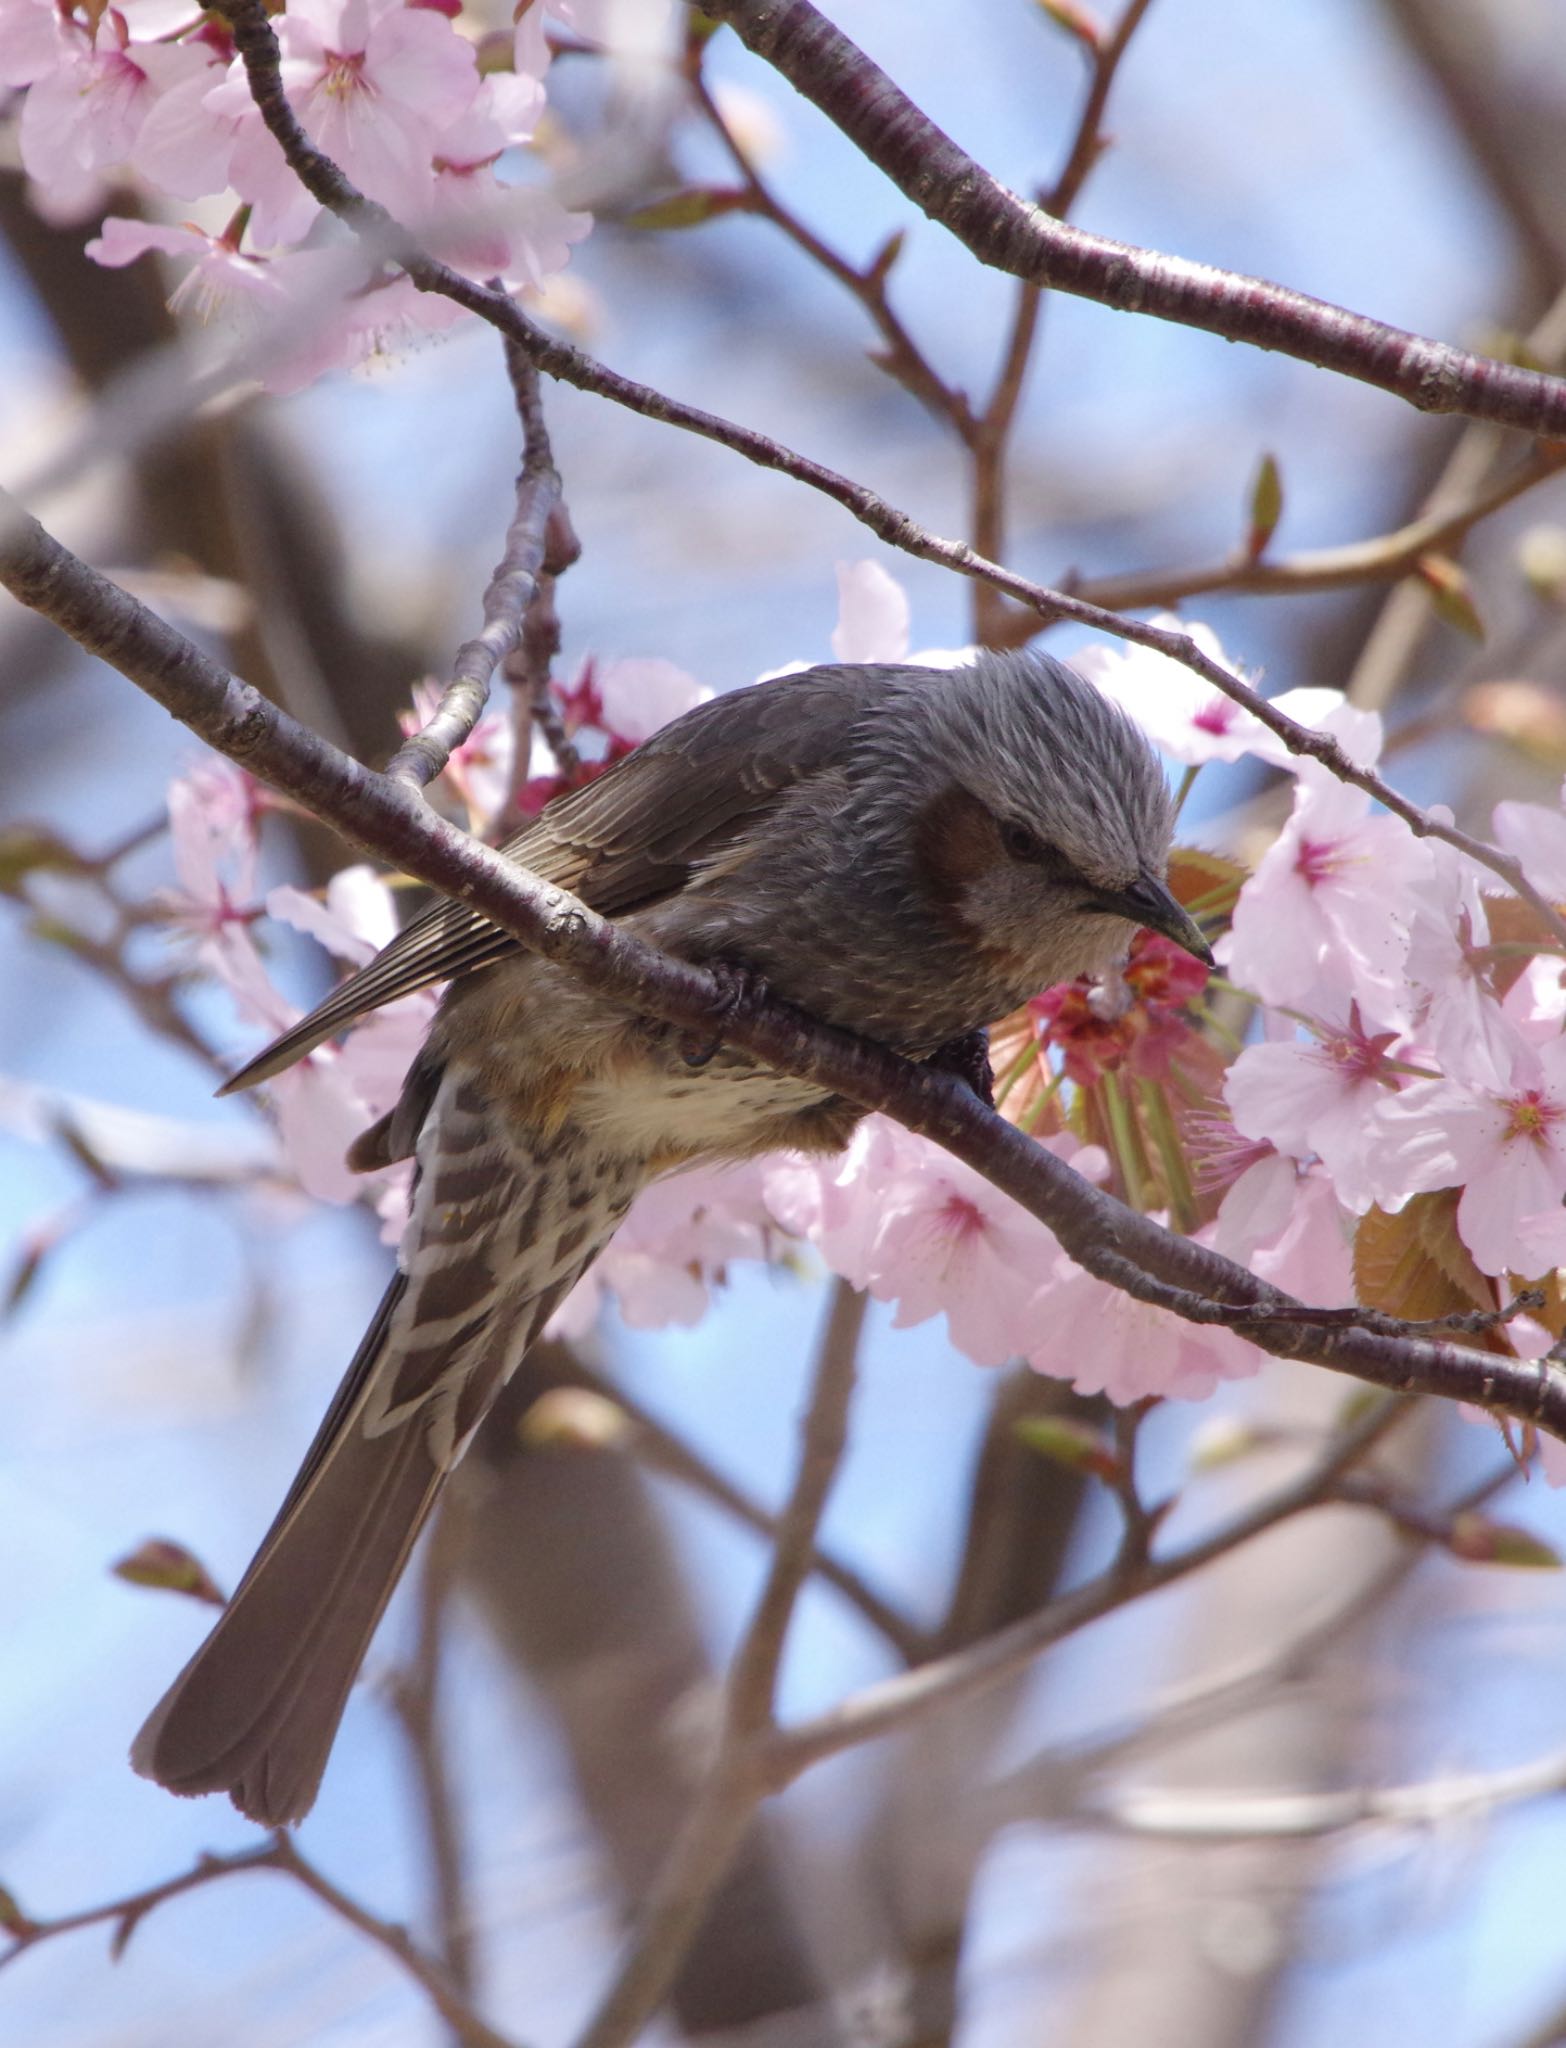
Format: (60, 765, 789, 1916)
(0, 0, 637, 390)
(161, 569, 1566, 1469)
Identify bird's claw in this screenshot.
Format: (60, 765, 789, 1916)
(926, 1027, 994, 1108)
(679, 961, 770, 1069)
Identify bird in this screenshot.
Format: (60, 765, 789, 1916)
(132, 649, 1211, 1825)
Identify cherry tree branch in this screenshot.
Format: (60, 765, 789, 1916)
(384, 355, 560, 790)
(0, 1834, 518, 2048)
(700, 0, 1566, 437)
(5, 494, 1566, 1449)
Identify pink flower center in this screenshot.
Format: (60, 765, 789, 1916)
(322, 52, 368, 99)
(1503, 1089, 1564, 1148)
(939, 1194, 984, 1243)
(1192, 696, 1238, 735)
(1294, 837, 1345, 888)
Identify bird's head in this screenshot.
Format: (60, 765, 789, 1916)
(862, 650, 1211, 1004)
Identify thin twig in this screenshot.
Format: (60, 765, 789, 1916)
(384, 356, 560, 791)
(574, 1279, 867, 2048)
(7, 497, 1566, 1448)
(567, 1356, 928, 1661)
(689, 68, 968, 431)
(760, 1394, 1415, 1783)
(0, 1834, 518, 2048)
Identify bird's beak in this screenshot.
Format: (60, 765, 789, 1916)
(1090, 870, 1215, 967)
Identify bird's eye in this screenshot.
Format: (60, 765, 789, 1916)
(1001, 820, 1044, 862)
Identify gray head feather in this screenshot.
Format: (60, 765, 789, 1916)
(851, 649, 1174, 889)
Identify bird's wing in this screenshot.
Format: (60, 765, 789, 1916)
(220, 662, 895, 1092)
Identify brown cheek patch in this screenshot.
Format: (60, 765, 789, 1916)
(911, 785, 1007, 944)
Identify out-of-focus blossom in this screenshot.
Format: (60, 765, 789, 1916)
(86, 217, 291, 328)
(161, 761, 261, 977)
(1025, 1244, 1261, 1403)
(594, 658, 709, 745)
(1494, 791, 1566, 900)
(1074, 616, 1381, 771)
(831, 559, 910, 665)
(0, 0, 67, 87)
(552, 1159, 777, 1336)
(514, 0, 676, 76)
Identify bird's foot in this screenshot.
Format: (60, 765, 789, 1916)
(679, 960, 770, 1069)
(926, 1027, 994, 1108)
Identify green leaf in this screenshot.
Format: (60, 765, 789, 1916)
(0, 1885, 34, 1937)
(867, 229, 905, 287)
(112, 1539, 226, 1607)
(1448, 1513, 1561, 1569)
(1416, 553, 1485, 640)
(624, 187, 749, 232)
(1033, 0, 1102, 49)
(0, 825, 75, 897)
(1244, 452, 1283, 560)
(1014, 1414, 1120, 1481)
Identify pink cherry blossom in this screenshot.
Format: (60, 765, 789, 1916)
(1493, 794, 1566, 900)
(0, 0, 66, 88)
(1025, 1248, 1260, 1403)
(265, 866, 439, 1118)
(161, 760, 261, 977)
(207, 932, 373, 1204)
(130, 46, 237, 203)
(86, 217, 290, 328)
(594, 658, 710, 745)
(1224, 1006, 1408, 1214)
(1211, 1150, 1299, 1266)
(1220, 762, 1431, 1028)
(555, 1159, 778, 1335)
(1073, 617, 1382, 773)
(1400, 823, 1512, 1089)
(831, 559, 910, 664)
(1245, 1164, 1354, 1307)
(19, 33, 210, 218)
(1072, 618, 1264, 766)
(204, 0, 480, 246)
(766, 1116, 1106, 1370)
(1366, 1028, 1566, 1276)
(260, 256, 472, 395)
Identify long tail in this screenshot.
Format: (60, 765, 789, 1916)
(132, 1073, 644, 1825)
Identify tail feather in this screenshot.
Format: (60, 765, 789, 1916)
(132, 1072, 648, 1824)
(131, 1279, 444, 1825)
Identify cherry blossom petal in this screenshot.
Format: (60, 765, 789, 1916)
(831, 559, 910, 664)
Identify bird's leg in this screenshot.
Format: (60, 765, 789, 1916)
(678, 959, 771, 1068)
(924, 1026, 994, 1108)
